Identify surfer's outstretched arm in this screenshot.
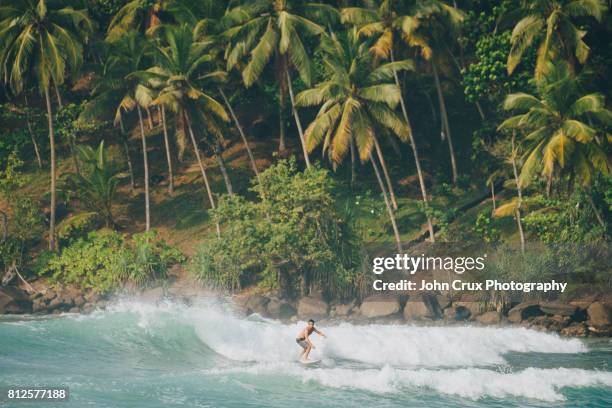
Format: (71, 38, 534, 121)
(314, 328, 326, 338)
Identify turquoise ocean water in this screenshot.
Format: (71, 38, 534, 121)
(1, 298, 611, 407)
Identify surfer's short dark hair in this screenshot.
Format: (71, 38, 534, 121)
(308, 319, 315, 324)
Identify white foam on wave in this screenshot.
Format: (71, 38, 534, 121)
(205, 363, 612, 402)
(94, 298, 587, 369)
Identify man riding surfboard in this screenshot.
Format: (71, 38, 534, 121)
(296, 319, 326, 362)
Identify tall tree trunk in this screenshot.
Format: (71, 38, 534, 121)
(219, 87, 260, 179)
(160, 106, 174, 194)
(370, 152, 403, 253)
(278, 90, 286, 152)
(391, 49, 435, 242)
(68, 133, 80, 176)
(215, 143, 234, 196)
(286, 70, 311, 169)
(44, 88, 56, 251)
(136, 105, 151, 232)
(24, 95, 42, 169)
(54, 82, 63, 109)
(146, 107, 154, 129)
(587, 193, 605, 229)
(350, 138, 356, 188)
(118, 114, 135, 192)
(491, 182, 496, 215)
(184, 112, 221, 238)
(432, 61, 458, 184)
(510, 132, 525, 254)
(373, 136, 398, 211)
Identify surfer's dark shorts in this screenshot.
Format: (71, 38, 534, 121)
(296, 339, 309, 349)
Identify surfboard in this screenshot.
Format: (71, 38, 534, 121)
(299, 359, 320, 365)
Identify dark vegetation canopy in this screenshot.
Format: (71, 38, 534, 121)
(0, 0, 610, 298)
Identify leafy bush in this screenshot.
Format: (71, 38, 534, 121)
(190, 158, 367, 299)
(65, 142, 122, 227)
(523, 192, 607, 243)
(43, 230, 183, 293)
(0, 152, 44, 272)
(57, 212, 101, 246)
(473, 212, 500, 243)
(119, 231, 185, 285)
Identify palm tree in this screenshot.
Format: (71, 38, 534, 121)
(402, 1, 464, 184)
(505, 0, 608, 79)
(0, 0, 93, 250)
(100, 31, 154, 231)
(498, 63, 611, 195)
(223, 0, 329, 165)
(296, 29, 413, 252)
(68, 141, 121, 228)
(341, 0, 450, 239)
(81, 36, 146, 193)
(494, 131, 526, 254)
(141, 24, 231, 235)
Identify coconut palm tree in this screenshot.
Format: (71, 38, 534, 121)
(68, 141, 122, 228)
(401, 0, 464, 184)
(106, 0, 205, 41)
(223, 0, 329, 165)
(341, 0, 461, 239)
(0, 0, 93, 250)
(505, 0, 608, 79)
(139, 24, 230, 235)
(296, 29, 413, 252)
(498, 62, 611, 194)
(90, 31, 154, 231)
(80, 36, 142, 193)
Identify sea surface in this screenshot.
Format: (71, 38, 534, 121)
(1, 297, 611, 407)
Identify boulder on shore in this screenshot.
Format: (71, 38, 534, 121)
(334, 300, 356, 317)
(561, 322, 588, 337)
(244, 295, 270, 315)
(443, 305, 471, 321)
(587, 302, 612, 326)
(0, 286, 32, 314)
(360, 295, 401, 319)
(266, 298, 296, 320)
(476, 311, 501, 325)
(297, 297, 328, 319)
(507, 302, 543, 323)
(453, 301, 483, 319)
(403, 295, 441, 320)
(539, 302, 578, 317)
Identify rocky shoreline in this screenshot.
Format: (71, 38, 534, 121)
(232, 292, 612, 337)
(2, 281, 611, 337)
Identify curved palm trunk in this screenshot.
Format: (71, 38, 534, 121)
(350, 138, 356, 188)
(146, 107, 154, 129)
(279, 90, 286, 152)
(118, 114, 135, 192)
(215, 144, 234, 196)
(432, 61, 458, 184)
(160, 106, 174, 194)
(184, 112, 221, 239)
(373, 136, 398, 211)
(54, 82, 63, 108)
(136, 105, 151, 232)
(24, 95, 42, 169)
(44, 88, 56, 251)
(490, 182, 497, 215)
(391, 49, 435, 242)
(219, 87, 260, 179)
(510, 132, 525, 254)
(286, 71, 311, 169)
(370, 152, 403, 253)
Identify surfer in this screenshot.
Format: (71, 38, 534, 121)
(296, 319, 326, 362)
